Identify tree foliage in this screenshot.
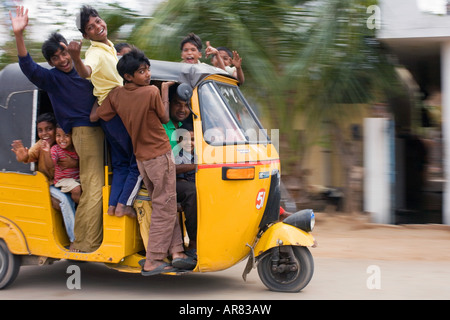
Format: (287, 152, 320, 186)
(1, 0, 405, 184)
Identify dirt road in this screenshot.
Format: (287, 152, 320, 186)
(311, 211, 450, 261)
(0, 212, 449, 301)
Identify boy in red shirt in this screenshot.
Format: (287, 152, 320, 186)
(96, 48, 195, 275)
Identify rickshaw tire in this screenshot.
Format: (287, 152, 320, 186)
(0, 239, 21, 290)
(257, 245, 314, 293)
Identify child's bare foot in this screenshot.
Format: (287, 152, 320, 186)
(69, 243, 82, 252)
(115, 203, 136, 218)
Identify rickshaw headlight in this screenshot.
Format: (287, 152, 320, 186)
(283, 209, 315, 232)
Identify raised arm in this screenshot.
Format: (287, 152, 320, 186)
(232, 51, 245, 84)
(11, 140, 29, 162)
(61, 40, 92, 78)
(40, 140, 54, 172)
(9, 6, 29, 57)
(205, 41, 226, 71)
(160, 81, 176, 124)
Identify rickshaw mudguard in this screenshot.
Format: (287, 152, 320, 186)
(254, 222, 315, 257)
(0, 216, 30, 255)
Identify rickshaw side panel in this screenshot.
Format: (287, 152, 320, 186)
(195, 159, 280, 272)
(190, 76, 283, 273)
(0, 218, 29, 255)
(0, 171, 69, 256)
(0, 63, 39, 175)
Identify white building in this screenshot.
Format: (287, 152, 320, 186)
(369, 0, 450, 224)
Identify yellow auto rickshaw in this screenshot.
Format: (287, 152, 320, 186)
(0, 59, 316, 292)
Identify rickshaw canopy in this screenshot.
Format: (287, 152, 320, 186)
(0, 59, 233, 174)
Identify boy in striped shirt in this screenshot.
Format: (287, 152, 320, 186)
(44, 126, 82, 204)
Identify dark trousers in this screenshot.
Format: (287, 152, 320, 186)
(100, 116, 140, 207)
(176, 179, 197, 241)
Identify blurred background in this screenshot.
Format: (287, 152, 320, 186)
(1, 0, 447, 225)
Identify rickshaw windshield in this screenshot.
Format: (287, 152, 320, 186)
(199, 81, 268, 145)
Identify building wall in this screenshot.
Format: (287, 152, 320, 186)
(379, 0, 450, 41)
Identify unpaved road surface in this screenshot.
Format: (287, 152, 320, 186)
(1, 212, 449, 300)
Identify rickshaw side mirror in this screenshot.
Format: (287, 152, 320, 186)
(177, 83, 193, 102)
(177, 83, 197, 119)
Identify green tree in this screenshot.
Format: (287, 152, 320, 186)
(129, 0, 405, 212)
(129, 0, 307, 156)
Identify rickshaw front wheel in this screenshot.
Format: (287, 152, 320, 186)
(0, 239, 21, 290)
(257, 245, 314, 292)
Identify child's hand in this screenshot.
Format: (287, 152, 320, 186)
(40, 139, 51, 152)
(161, 81, 176, 100)
(161, 81, 176, 90)
(57, 157, 78, 170)
(9, 6, 29, 35)
(61, 40, 83, 60)
(232, 51, 242, 68)
(205, 41, 218, 58)
(11, 140, 28, 161)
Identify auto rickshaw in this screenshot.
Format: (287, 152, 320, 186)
(0, 59, 316, 292)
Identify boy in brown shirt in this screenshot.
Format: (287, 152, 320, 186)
(96, 48, 195, 275)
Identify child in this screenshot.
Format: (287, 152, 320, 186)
(46, 126, 82, 204)
(208, 44, 245, 84)
(44, 126, 80, 244)
(10, 6, 104, 252)
(173, 125, 197, 258)
(11, 112, 57, 183)
(96, 48, 196, 275)
(11, 113, 77, 243)
(115, 42, 132, 57)
(69, 5, 140, 217)
(69, 5, 123, 104)
(180, 33, 204, 65)
(174, 128, 196, 183)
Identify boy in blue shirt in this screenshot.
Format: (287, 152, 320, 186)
(10, 6, 104, 253)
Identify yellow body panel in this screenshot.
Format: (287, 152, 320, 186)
(0, 74, 304, 275)
(195, 161, 280, 272)
(0, 218, 29, 255)
(0, 171, 143, 263)
(254, 222, 315, 257)
(190, 75, 282, 272)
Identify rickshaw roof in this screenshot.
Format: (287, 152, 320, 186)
(0, 62, 43, 109)
(149, 59, 234, 87)
(0, 59, 234, 173)
(0, 59, 233, 106)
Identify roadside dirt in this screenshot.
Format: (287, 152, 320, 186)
(310, 212, 450, 261)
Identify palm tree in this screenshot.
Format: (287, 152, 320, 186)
(287, 0, 405, 212)
(129, 0, 308, 157)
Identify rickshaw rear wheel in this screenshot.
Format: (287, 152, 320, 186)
(257, 245, 314, 292)
(0, 239, 21, 290)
